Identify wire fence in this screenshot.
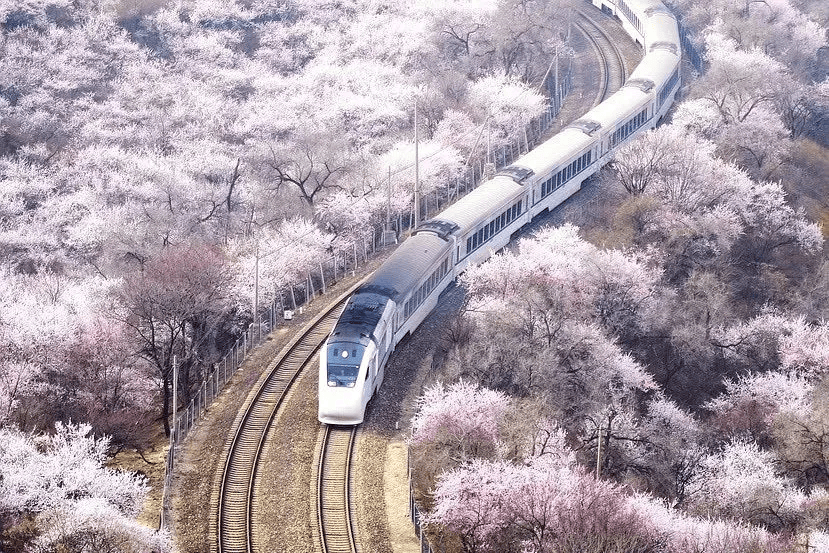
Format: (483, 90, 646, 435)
(410, 481, 438, 553)
(158, 51, 573, 537)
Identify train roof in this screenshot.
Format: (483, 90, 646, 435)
(629, 49, 681, 82)
(359, 231, 451, 303)
(578, 86, 651, 129)
(643, 20, 680, 52)
(510, 128, 596, 177)
(433, 175, 525, 235)
(330, 291, 388, 345)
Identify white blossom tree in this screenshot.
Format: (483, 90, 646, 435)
(0, 422, 170, 552)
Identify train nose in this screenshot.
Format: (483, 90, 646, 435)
(318, 388, 364, 425)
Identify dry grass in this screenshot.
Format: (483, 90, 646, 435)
(109, 425, 169, 530)
(787, 138, 829, 237)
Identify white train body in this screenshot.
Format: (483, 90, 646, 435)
(319, 0, 682, 425)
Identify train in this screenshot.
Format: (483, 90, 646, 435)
(319, 0, 682, 425)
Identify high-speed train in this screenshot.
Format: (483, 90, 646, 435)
(319, 0, 682, 425)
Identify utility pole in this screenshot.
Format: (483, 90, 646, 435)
(554, 44, 559, 112)
(487, 116, 492, 165)
(254, 243, 259, 340)
(387, 166, 392, 231)
(171, 355, 178, 444)
(414, 100, 420, 229)
(595, 423, 603, 479)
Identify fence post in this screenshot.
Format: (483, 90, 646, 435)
(319, 261, 326, 294)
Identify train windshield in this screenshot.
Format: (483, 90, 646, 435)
(327, 342, 364, 387)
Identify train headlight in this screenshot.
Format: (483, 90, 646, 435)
(346, 382, 356, 388)
(328, 380, 337, 387)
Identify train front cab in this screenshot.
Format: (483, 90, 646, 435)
(319, 337, 377, 425)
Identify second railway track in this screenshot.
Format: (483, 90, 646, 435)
(575, 10, 628, 104)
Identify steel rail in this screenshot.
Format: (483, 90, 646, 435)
(575, 10, 628, 105)
(215, 299, 347, 553)
(317, 425, 358, 553)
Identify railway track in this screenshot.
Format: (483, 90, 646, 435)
(215, 297, 348, 553)
(575, 10, 628, 104)
(207, 9, 639, 553)
(315, 425, 359, 553)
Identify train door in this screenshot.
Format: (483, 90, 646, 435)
(371, 347, 379, 396)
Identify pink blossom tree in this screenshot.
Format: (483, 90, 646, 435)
(452, 225, 658, 426)
(426, 457, 664, 553)
(115, 242, 236, 436)
(410, 380, 509, 461)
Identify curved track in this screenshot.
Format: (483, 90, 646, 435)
(212, 9, 640, 553)
(575, 10, 628, 105)
(216, 299, 347, 553)
(316, 425, 359, 553)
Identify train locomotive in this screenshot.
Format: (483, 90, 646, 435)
(319, 0, 682, 425)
